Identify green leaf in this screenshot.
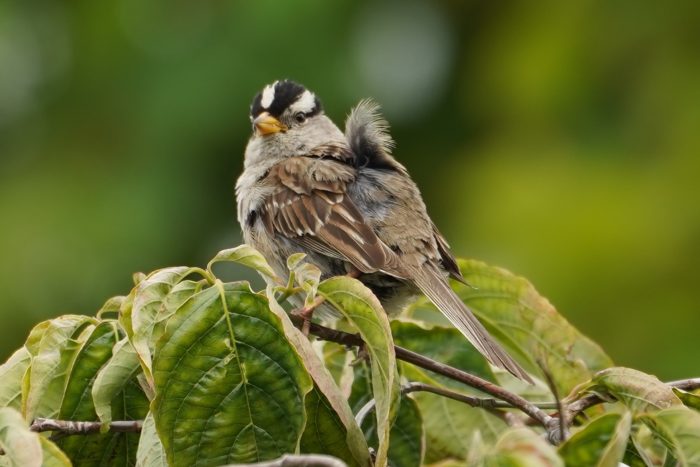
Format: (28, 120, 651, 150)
(322, 343, 353, 391)
(0, 407, 42, 467)
(627, 423, 668, 467)
(92, 337, 141, 426)
(385, 396, 424, 467)
(300, 387, 363, 467)
(58, 322, 118, 420)
(152, 279, 202, 341)
(390, 321, 505, 462)
(120, 266, 193, 387)
(415, 259, 613, 394)
(95, 295, 126, 319)
(558, 412, 632, 467)
(0, 348, 31, 410)
(22, 315, 97, 420)
(419, 390, 506, 463)
(576, 367, 681, 413)
(152, 282, 314, 466)
(640, 406, 700, 466)
(673, 388, 700, 411)
(207, 245, 277, 279)
(286, 253, 322, 306)
(318, 276, 398, 467)
(136, 412, 167, 467)
(475, 427, 564, 467)
(265, 286, 371, 467)
(391, 320, 495, 383)
(56, 322, 147, 466)
(350, 364, 425, 467)
(39, 438, 72, 467)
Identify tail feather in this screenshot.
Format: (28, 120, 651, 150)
(412, 267, 533, 383)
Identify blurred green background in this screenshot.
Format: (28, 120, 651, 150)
(1, 0, 698, 379)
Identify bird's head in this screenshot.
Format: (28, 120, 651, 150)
(250, 80, 322, 136)
(244, 80, 346, 167)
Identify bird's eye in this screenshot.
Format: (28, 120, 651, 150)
(294, 112, 307, 124)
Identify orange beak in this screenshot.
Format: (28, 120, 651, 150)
(253, 112, 287, 136)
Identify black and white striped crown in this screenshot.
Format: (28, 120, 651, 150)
(250, 80, 322, 119)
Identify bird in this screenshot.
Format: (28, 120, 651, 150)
(236, 79, 531, 382)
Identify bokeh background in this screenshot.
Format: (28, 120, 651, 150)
(1, 0, 698, 379)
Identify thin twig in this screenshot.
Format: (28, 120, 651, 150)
(401, 382, 539, 425)
(402, 382, 558, 410)
(234, 454, 347, 467)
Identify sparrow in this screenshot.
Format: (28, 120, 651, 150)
(236, 80, 531, 382)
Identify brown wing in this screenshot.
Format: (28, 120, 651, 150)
(259, 156, 404, 276)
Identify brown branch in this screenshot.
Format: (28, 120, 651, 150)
(296, 317, 556, 431)
(30, 418, 142, 435)
(667, 378, 700, 391)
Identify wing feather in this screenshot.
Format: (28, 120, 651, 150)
(260, 156, 402, 276)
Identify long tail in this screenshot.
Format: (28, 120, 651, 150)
(412, 266, 533, 383)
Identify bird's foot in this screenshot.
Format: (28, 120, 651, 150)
(291, 306, 315, 337)
(350, 338, 369, 365)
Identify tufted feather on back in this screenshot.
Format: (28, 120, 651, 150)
(344, 99, 406, 172)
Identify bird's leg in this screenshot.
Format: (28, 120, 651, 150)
(292, 295, 324, 337)
(350, 340, 369, 365)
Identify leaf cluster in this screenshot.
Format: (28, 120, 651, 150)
(0, 246, 698, 467)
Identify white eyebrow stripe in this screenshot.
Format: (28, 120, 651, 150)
(289, 90, 316, 114)
(261, 81, 278, 109)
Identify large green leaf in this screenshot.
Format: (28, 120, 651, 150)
(119, 266, 193, 387)
(474, 427, 563, 467)
(0, 348, 31, 410)
(264, 286, 371, 466)
(640, 406, 700, 466)
(22, 315, 97, 420)
(411, 259, 612, 394)
(575, 368, 681, 413)
(558, 412, 631, 467)
(318, 276, 398, 467)
(152, 282, 314, 466)
(0, 407, 42, 467)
